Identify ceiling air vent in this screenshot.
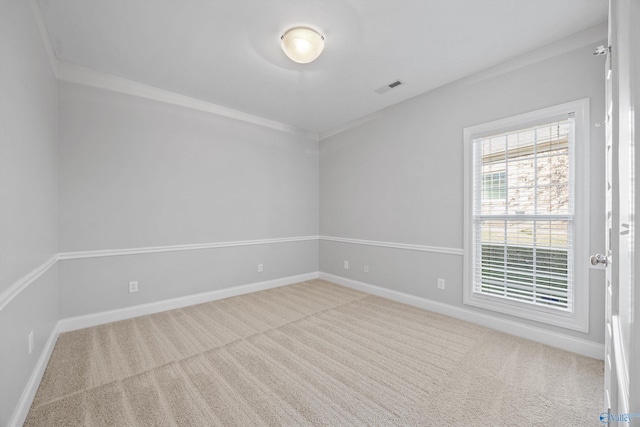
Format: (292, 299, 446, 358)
(375, 80, 404, 94)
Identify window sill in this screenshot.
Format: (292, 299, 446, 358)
(463, 290, 589, 333)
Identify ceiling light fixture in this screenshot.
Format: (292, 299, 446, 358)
(280, 27, 325, 64)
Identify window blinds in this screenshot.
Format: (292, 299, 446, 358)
(472, 117, 574, 311)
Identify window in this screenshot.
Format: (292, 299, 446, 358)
(463, 99, 590, 332)
(482, 171, 506, 200)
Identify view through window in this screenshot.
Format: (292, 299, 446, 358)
(472, 117, 574, 311)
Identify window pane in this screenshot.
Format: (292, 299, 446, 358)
(472, 117, 574, 312)
(506, 157, 536, 215)
(477, 219, 571, 309)
(476, 119, 572, 217)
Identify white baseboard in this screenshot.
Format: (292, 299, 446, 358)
(10, 271, 320, 426)
(9, 322, 60, 427)
(9, 269, 601, 427)
(320, 272, 604, 360)
(58, 272, 320, 333)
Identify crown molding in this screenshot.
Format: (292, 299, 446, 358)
(56, 61, 319, 141)
(29, 1, 319, 140)
(28, 0, 58, 76)
(317, 21, 608, 141)
(29, 0, 605, 144)
(319, 111, 385, 141)
(457, 21, 608, 88)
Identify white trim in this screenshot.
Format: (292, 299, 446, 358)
(319, 111, 385, 141)
(612, 315, 630, 414)
(28, 0, 321, 141)
(56, 61, 319, 141)
(57, 272, 320, 333)
(1, 234, 465, 314)
(28, 0, 58, 77)
(462, 98, 590, 333)
(317, 23, 607, 141)
(56, 235, 462, 261)
(58, 236, 320, 260)
(0, 255, 58, 312)
(27, 0, 605, 144)
(320, 272, 604, 360)
(1, 237, 319, 313)
(27, 0, 604, 143)
(6, 270, 602, 427)
(320, 235, 463, 256)
(8, 321, 60, 427)
(8, 271, 319, 426)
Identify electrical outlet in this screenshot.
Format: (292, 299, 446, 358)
(28, 330, 34, 355)
(344, 260, 349, 270)
(437, 278, 445, 290)
(364, 264, 369, 273)
(258, 263, 263, 272)
(128, 281, 139, 293)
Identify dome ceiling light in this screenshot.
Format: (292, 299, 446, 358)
(280, 27, 325, 64)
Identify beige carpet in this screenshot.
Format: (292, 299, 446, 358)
(25, 279, 603, 426)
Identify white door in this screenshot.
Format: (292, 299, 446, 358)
(596, 2, 618, 417)
(595, 0, 639, 424)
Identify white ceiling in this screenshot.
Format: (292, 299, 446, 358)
(38, 0, 607, 135)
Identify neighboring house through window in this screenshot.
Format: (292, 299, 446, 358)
(482, 171, 506, 200)
(463, 99, 590, 332)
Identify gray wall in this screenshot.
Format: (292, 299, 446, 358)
(0, 1, 58, 293)
(57, 82, 320, 317)
(0, 0, 59, 424)
(59, 242, 318, 318)
(0, 8, 607, 422)
(0, 266, 58, 426)
(59, 82, 319, 251)
(320, 42, 607, 344)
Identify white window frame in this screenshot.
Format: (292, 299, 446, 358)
(463, 99, 590, 332)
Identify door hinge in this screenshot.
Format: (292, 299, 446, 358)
(593, 45, 610, 56)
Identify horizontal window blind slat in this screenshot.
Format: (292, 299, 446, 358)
(471, 116, 575, 312)
(474, 282, 573, 301)
(473, 214, 573, 221)
(476, 277, 570, 295)
(474, 285, 569, 302)
(478, 266, 570, 280)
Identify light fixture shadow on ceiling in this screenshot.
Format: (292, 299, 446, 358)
(242, 22, 364, 95)
(240, 1, 363, 77)
(240, 35, 316, 91)
(243, 26, 326, 73)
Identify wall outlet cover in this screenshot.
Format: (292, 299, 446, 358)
(129, 281, 139, 293)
